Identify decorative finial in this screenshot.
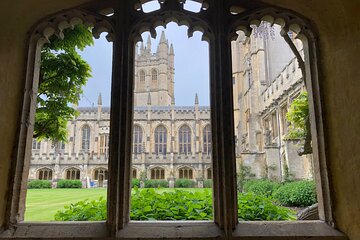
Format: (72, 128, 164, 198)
(98, 93, 102, 105)
(160, 30, 166, 43)
(195, 93, 199, 105)
(147, 93, 152, 105)
(170, 43, 174, 55)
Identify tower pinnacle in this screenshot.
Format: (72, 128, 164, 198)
(195, 93, 199, 105)
(98, 93, 102, 105)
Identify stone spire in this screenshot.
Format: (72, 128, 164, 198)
(159, 30, 166, 43)
(195, 93, 199, 105)
(146, 35, 151, 52)
(171, 95, 175, 105)
(169, 43, 174, 55)
(140, 42, 144, 55)
(147, 92, 152, 105)
(97, 93, 102, 106)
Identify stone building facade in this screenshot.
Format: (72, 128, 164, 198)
(28, 28, 313, 187)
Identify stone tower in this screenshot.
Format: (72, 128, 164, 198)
(134, 31, 175, 106)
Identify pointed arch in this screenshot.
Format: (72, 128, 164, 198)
(179, 124, 191, 154)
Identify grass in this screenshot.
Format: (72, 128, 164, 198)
(25, 188, 208, 221)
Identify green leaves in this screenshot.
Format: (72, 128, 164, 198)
(54, 189, 296, 221)
(28, 180, 52, 189)
(286, 92, 309, 139)
(35, 25, 93, 142)
(57, 180, 82, 188)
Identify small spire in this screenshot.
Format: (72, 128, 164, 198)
(146, 35, 151, 50)
(170, 43, 174, 55)
(98, 93, 102, 105)
(171, 95, 175, 105)
(147, 93, 152, 105)
(159, 30, 166, 43)
(195, 93, 199, 105)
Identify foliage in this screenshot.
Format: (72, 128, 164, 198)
(54, 197, 106, 221)
(28, 180, 52, 189)
(203, 179, 212, 188)
(132, 179, 140, 188)
(34, 25, 93, 142)
(273, 180, 317, 207)
(174, 179, 196, 188)
(243, 180, 281, 197)
(237, 163, 255, 192)
(130, 189, 213, 220)
(54, 189, 295, 221)
(57, 180, 82, 188)
(144, 180, 168, 188)
(238, 192, 295, 221)
(285, 92, 309, 140)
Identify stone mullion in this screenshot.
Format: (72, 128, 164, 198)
(210, 0, 238, 236)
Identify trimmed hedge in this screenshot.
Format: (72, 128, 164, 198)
(57, 180, 82, 188)
(28, 180, 52, 189)
(131, 179, 140, 188)
(174, 179, 196, 188)
(144, 180, 168, 188)
(54, 190, 295, 221)
(203, 179, 212, 188)
(273, 180, 317, 207)
(243, 179, 281, 197)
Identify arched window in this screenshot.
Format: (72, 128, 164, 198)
(151, 69, 157, 82)
(66, 168, 80, 180)
(155, 125, 167, 155)
(179, 125, 191, 154)
(139, 70, 145, 83)
(179, 167, 193, 179)
(99, 134, 109, 155)
(133, 125, 143, 154)
(94, 168, 108, 180)
(32, 139, 41, 150)
(37, 168, 52, 180)
(151, 167, 165, 180)
(81, 125, 91, 151)
(132, 168, 137, 179)
(203, 124, 212, 155)
(207, 168, 212, 180)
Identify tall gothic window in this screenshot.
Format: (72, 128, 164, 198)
(203, 124, 212, 155)
(66, 168, 80, 180)
(99, 134, 109, 155)
(151, 167, 165, 180)
(139, 70, 145, 83)
(179, 167, 193, 179)
(37, 168, 52, 180)
(179, 125, 191, 154)
(133, 125, 143, 154)
(154, 125, 167, 155)
(81, 125, 91, 151)
(151, 69, 157, 82)
(32, 139, 41, 150)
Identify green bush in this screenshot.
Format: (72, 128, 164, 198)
(131, 179, 140, 188)
(174, 179, 196, 188)
(54, 190, 295, 221)
(203, 179, 212, 188)
(28, 180, 52, 189)
(273, 180, 317, 207)
(54, 197, 106, 221)
(243, 179, 281, 197)
(238, 192, 295, 221)
(57, 180, 82, 188)
(144, 180, 168, 188)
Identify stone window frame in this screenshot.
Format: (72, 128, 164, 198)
(154, 125, 167, 155)
(2, 1, 346, 239)
(133, 124, 143, 154)
(178, 124, 192, 155)
(178, 166, 194, 179)
(32, 139, 41, 150)
(203, 124, 212, 155)
(65, 167, 81, 180)
(81, 124, 91, 151)
(37, 167, 53, 180)
(150, 167, 165, 180)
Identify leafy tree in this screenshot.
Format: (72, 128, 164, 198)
(286, 91, 312, 154)
(34, 25, 93, 142)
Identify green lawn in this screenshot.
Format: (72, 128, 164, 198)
(25, 188, 208, 221)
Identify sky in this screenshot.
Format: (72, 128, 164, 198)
(77, 1, 209, 107)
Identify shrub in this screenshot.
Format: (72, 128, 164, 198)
(144, 180, 168, 188)
(238, 192, 295, 221)
(132, 179, 140, 188)
(273, 180, 317, 207)
(57, 179, 82, 188)
(174, 179, 196, 188)
(203, 179, 212, 188)
(54, 190, 295, 221)
(243, 179, 280, 197)
(54, 197, 106, 221)
(28, 180, 52, 189)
